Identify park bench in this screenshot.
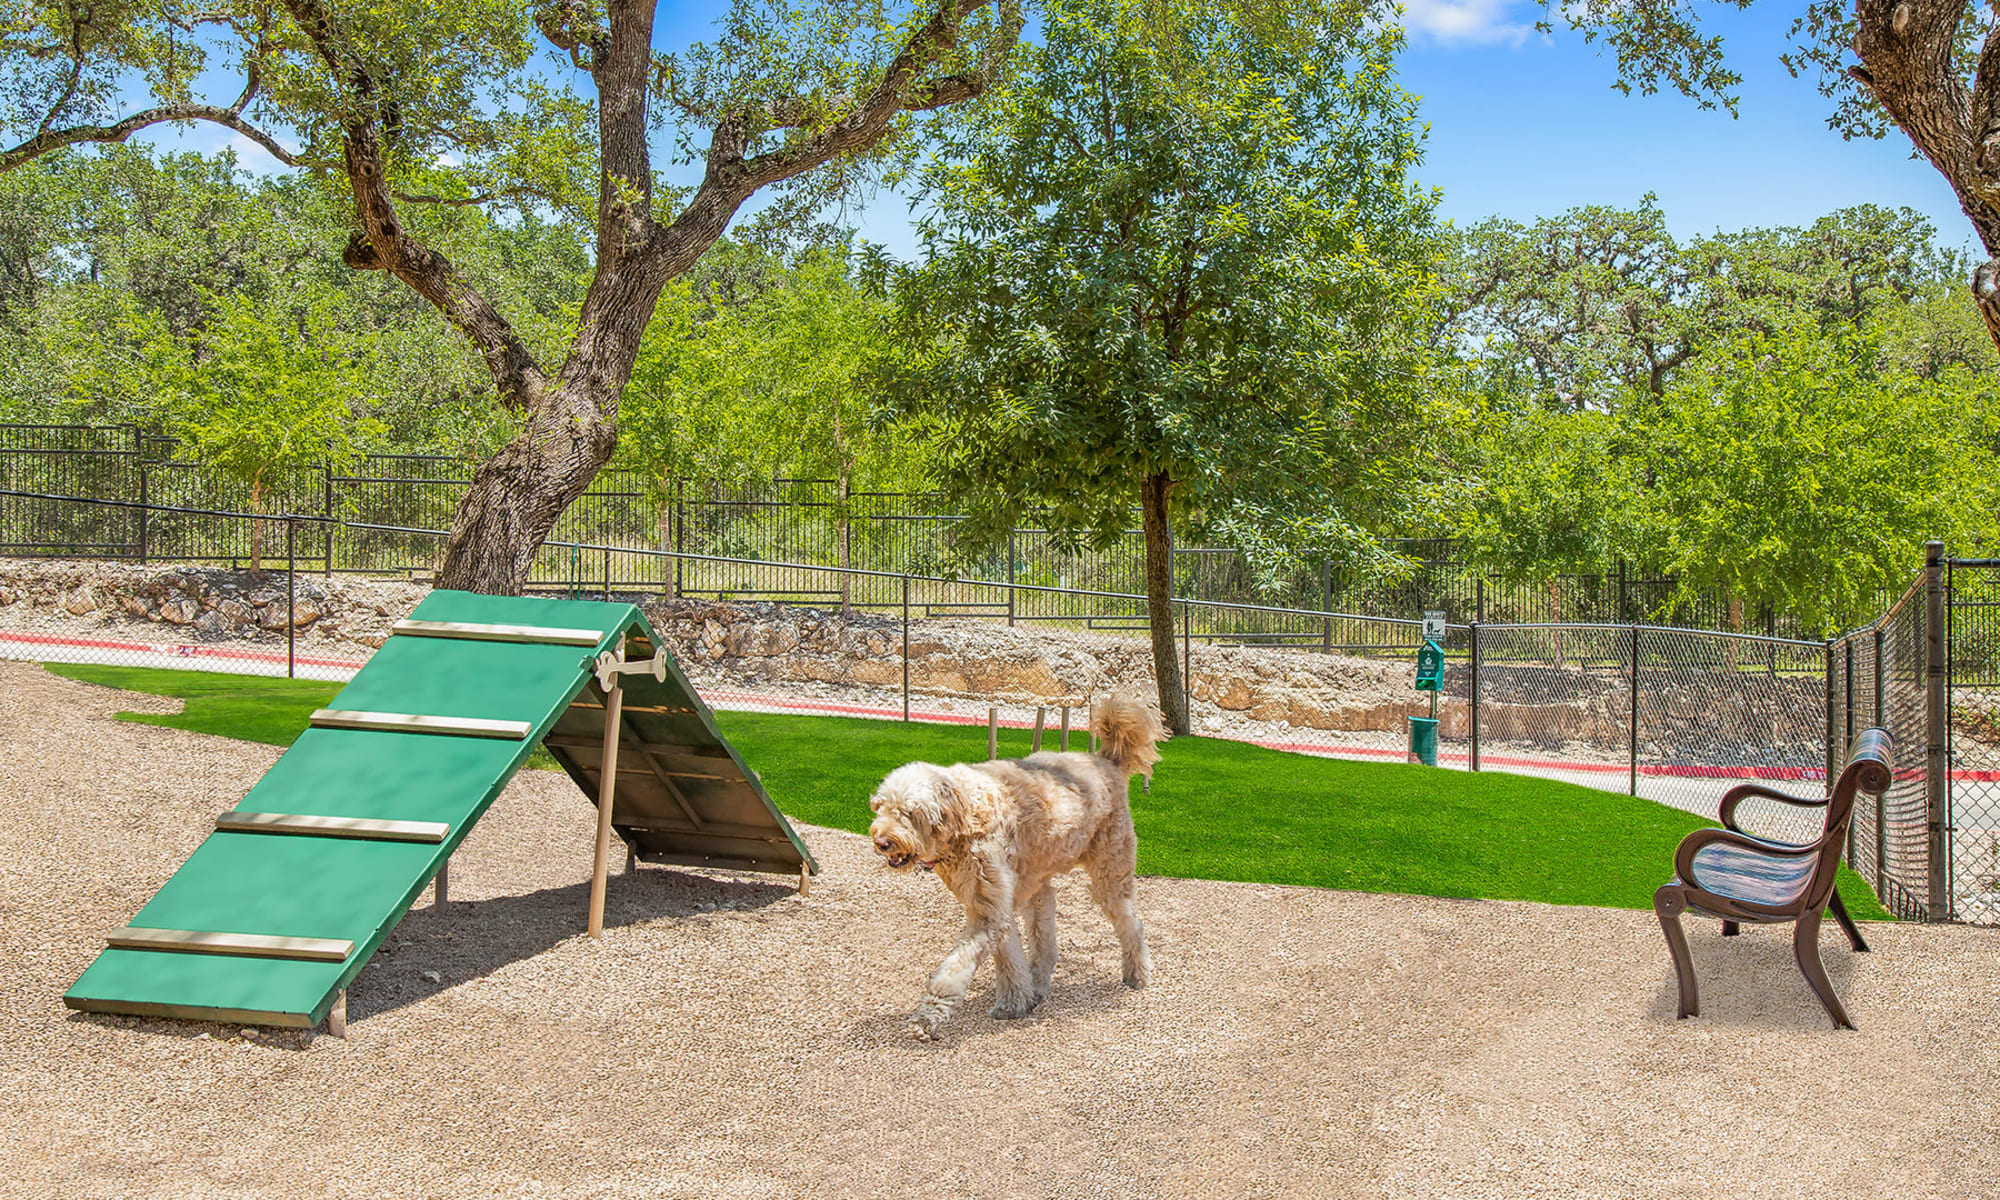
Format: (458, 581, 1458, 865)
(1653, 726, 1892, 1030)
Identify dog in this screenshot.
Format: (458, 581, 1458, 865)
(867, 692, 1164, 1040)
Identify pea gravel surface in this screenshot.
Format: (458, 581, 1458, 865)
(2, 660, 1995, 1200)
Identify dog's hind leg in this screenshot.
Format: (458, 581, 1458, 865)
(1022, 883, 1058, 1008)
(1086, 858, 1150, 990)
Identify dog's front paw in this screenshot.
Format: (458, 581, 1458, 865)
(908, 1018, 939, 1042)
(1123, 953, 1151, 990)
(908, 998, 948, 1041)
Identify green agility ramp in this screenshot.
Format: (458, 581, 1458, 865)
(64, 590, 815, 1031)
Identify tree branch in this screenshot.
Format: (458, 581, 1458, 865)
(0, 103, 301, 172)
(278, 0, 549, 410)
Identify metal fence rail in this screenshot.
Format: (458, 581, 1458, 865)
(0, 422, 1893, 634)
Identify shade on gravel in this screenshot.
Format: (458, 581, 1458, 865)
(2, 660, 1995, 1200)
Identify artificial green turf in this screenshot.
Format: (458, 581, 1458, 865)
(44, 662, 1889, 917)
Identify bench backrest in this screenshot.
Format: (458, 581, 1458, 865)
(1803, 726, 1894, 909)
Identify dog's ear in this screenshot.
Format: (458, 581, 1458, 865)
(929, 768, 995, 842)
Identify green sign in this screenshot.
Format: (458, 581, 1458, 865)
(1414, 639, 1443, 691)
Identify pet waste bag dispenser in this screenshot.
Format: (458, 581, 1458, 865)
(1409, 624, 1444, 767)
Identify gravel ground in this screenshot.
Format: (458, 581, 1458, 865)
(3, 660, 1998, 1200)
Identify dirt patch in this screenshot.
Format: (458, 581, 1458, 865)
(2, 660, 1998, 1198)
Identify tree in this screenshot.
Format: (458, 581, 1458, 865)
(621, 244, 920, 603)
(876, 0, 1447, 733)
(1545, 0, 2000, 353)
(165, 286, 382, 571)
(1, 0, 1026, 593)
(1633, 324, 2000, 632)
(1441, 200, 1961, 412)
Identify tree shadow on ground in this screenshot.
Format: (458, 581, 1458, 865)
(347, 866, 797, 1023)
(1642, 921, 1864, 1031)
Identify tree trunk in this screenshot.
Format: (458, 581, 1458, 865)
(434, 388, 617, 592)
(1140, 470, 1189, 736)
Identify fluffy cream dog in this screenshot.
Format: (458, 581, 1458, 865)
(868, 693, 1164, 1040)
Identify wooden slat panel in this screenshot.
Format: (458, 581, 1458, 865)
(309, 709, 531, 740)
(216, 812, 450, 843)
(106, 927, 354, 962)
(391, 618, 605, 646)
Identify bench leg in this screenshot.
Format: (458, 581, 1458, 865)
(1793, 911, 1854, 1031)
(1654, 886, 1698, 1020)
(1828, 890, 1869, 953)
(1720, 920, 1740, 937)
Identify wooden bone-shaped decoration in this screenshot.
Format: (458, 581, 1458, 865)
(593, 647, 671, 693)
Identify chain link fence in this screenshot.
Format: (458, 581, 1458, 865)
(2, 490, 1987, 921)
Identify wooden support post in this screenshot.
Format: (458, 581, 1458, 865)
(588, 668, 625, 939)
(799, 863, 811, 896)
(625, 846, 637, 873)
(434, 859, 448, 907)
(1032, 706, 1045, 752)
(326, 989, 347, 1039)
(1059, 706, 1071, 751)
(987, 708, 998, 761)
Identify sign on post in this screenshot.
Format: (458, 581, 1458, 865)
(1422, 610, 1446, 641)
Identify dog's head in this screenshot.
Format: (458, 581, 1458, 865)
(868, 763, 966, 871)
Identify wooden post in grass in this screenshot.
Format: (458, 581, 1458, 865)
(1059, 706, 1071, 751)
(987, 708, 998, 761)
(1032, 706, 1045, 752)
(588, 654, 624, 939)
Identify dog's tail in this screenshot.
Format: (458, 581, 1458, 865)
(1092, 691, 1164, 781)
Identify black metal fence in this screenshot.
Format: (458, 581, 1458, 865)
(0, 422, 1869, 634)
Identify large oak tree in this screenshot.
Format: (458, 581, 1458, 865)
(0, 0, 1023, 591)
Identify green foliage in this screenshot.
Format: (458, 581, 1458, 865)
(165, 285, 383, 491)
(620, 245, 923, 494)
(1633, 325, 2000, 631)
(877, 0, 1452, 571)
(43, 662, 1889, 915)
(1461, 407, 1642, 581)
(1441, 199, 1970, 413)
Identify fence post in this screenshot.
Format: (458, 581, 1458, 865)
(1824, 639, 1835, 798)
(1181, 598, 1193, 731)
(902, 574, 911, 722)
(1628, 625, 1640, 797)
(1844, 637, 1857, 865)
(603, 546, 611, 601)
(1617, 558, 1627, 624)
(1469, 622, 1481, 772)
(322, 463, 334, 578)
(286, 517, 297, 680)
(1925, 540, 1948, 919)
(1875, 623, 1888, 890)
(1475, 577, 1485, 625)
(1322, 560, 1334, 654)
(1007, 529, 1017, 627)
(136, 466, 149, 563)
(671, 479, 684, 599)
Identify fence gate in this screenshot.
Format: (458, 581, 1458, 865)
(1947, 559, 2000, 924)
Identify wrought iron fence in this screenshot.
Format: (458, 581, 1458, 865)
(0, 422, 1894, 634)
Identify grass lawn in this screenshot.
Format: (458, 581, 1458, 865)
(44, 663, 1889, 917)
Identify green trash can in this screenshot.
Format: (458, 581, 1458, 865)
(1407, 716, 1439, 767)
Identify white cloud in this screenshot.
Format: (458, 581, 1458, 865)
(1398, 0, 1536, 47)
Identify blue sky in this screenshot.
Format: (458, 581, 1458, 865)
(180, 2, 1971, 259)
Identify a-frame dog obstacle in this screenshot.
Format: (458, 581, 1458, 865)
(64, 591, 815, 1035)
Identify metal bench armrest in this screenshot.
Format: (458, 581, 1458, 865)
(1718, 782, 1826, 834)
